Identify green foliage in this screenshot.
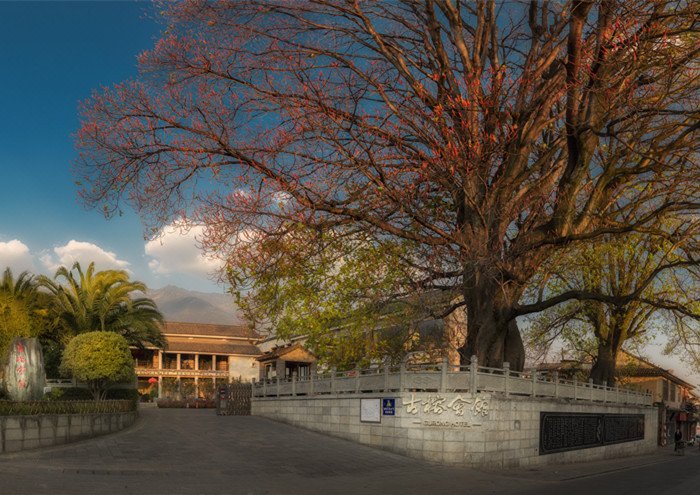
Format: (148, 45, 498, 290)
(231, 226, 447, 367)
(156, 398, 216, 409)
(524, 231, 700, 382)
(45, 387, 93, 401)
(60, 332, 136, 400)
(39, 338, 64, 379)
(40, 262, 165, 348)
(161, 377, 178, 398)
(0, 294, 35, 358)
(0, 268, 48, 358)
(0, 399, 136, 416)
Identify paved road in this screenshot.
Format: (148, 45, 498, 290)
(0, 407, 697, 494)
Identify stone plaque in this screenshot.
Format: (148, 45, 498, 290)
(540, 412, 644, 455)
(2, 337, 46, 401)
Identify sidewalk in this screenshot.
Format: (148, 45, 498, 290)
(500, 444, 700, 482)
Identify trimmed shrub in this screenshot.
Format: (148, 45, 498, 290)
(60, 332, 135, 400)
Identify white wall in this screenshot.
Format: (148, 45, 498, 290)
(253, 393, 657, 468)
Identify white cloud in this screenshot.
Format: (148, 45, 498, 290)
(41, 240, 131, 273)
(145, 222, 223, 278)
(0, 239, 36, 273)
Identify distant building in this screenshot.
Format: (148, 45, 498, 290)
(536, 351, 698, 446)
(615, 353, 698, 445)
(132, 322, 262, 399)
(256, 342, 317, 381)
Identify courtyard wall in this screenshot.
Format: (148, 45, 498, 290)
(0, 411, 137, 454)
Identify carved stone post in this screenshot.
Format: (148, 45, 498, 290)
(503, 362, 510, 397)
(469, 355, 478, 394)
(531, 370, 537, 398)
(330, 367, 336, 394)
(384, 363, 391, 392)
(292, 371, 297, 396)
(399, 360, 406, 393)
(553, 371, 559, 398)
(440, 356, 448, 393)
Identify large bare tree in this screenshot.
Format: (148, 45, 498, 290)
(76, 1, 700, 369)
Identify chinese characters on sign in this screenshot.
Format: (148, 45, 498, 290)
(15, 341, 28, 390)
(402, 393, 489, 428)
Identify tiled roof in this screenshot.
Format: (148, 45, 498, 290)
(162, 321, 260, 340)
(256, 343, 316, 362)
(164, 340, 261, 356)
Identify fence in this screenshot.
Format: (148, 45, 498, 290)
(252, 356, 652, 407)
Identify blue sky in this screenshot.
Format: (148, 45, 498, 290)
(0, 1, 225, 293)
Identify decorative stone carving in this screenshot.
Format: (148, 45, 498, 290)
(3, 337, 46, 401)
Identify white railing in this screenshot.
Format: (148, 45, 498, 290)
(252, 356, 653, 407)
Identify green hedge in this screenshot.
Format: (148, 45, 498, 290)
(156, 398, 216, 409)
(45, 388, 139, 402)
(0, 399, 137, 416)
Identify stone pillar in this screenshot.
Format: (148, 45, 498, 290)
(195, 354, 199, 371)
(176, 354, 181, 370)
(158, 376, 162, 398)
(440, 356, 448, 393)
(212, 355, 217, 372)
(469, 355, 478, 393)
(276, 359, 285, 380)
(158, 351, 163, 370)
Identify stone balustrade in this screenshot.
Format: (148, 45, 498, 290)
(253, 356, 652, 407)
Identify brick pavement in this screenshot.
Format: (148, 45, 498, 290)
(0, 407, 694, 494)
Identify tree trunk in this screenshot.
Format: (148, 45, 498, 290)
(458, 278, 525, 371)
(443, 304, 467, 369)
(589, 340, 618, 386)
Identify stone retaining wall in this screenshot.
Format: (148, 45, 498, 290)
(0, 411, 138, 454)
(253, 393, 657, 468)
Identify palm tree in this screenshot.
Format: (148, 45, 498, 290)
(0, 267, 48, 357)
(40, 262, 165, 348)
(1, 268, 37, 299)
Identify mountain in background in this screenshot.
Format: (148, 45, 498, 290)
(147, 285, 246, 325)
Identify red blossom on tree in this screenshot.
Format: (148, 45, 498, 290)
(76, 1, 700, 369)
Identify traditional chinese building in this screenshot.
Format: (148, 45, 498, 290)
(132, 321, 262, 399)
(256, 342, 317, 381)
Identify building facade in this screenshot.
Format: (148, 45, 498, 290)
(132, 322, 262, 399)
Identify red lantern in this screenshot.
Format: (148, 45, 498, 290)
(148, 377, 158, 384)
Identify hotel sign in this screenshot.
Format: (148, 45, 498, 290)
(401, 393, 490, 428)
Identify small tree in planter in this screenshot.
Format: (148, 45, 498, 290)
(60, 332, 135, 400)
